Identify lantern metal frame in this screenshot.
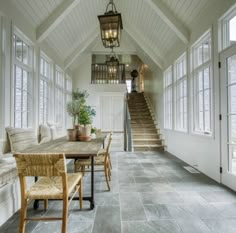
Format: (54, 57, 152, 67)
(106, 49, 119, 75)
(98, 0, 123, 48)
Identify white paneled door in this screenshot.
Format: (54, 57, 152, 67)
(100, 95, 124, 132)
(220, 44, 236, 191)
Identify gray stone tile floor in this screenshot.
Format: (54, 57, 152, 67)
(1, 151, 236, 232)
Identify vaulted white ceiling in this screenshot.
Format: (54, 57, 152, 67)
(9, 0, 233, 71)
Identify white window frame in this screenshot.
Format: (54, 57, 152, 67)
(219, 3, 236, 51)
(39, 52, 52, 125)
(0, 16, 3, 139)
(54, 66, 64, 126)
(191, 30, 213, 136)
(12, 27, 33, 128)
(174, 53, 188, 132)
(65, 74, 72, 128)
(164, 66, 173, 130)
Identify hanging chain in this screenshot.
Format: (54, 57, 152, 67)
(105, 0, 117, 13)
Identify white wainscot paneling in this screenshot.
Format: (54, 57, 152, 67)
(0, 177, 34, 226)
(100, 94, 124, 132)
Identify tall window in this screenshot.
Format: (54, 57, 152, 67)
(164, 66, 173, 129)
(13, 30, 33, 128)
(39, 54, 51, 124)
(192, 30, 212, 135)
(220, 4, 236, 50)
(65, 75, 72, 127)
(175, 53, 187, 132)
(0, 17, 3, 138)
(55, 67, 64, 125)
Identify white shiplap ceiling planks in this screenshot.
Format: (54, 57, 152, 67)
(146, 0, 189, 44)
(44, 0, 103, 59)
(121, 0, 173, 58)
(161, 0, 214, 28)
(11, 0, 63, 27)
(8, 0, 235, 71)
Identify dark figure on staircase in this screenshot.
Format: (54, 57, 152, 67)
(131, 69, 138, 93)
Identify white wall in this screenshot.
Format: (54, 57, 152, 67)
(144, 1, 236, 183)
(0, 2, 73, 153)
(0, 1, 73, 226)
(73, 54, 127, 131)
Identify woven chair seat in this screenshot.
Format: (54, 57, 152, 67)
(28, 173, 83, 199)
(98, 148, 106, 155)
(76, 156, 105, 166)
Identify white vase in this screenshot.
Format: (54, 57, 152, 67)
(91, 133, 96, 139)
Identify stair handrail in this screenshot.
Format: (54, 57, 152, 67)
(124, 93, 132, 151)
(143, 93, 156, 122)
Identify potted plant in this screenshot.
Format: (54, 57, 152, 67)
(91, 127, 97, 139)
(71, 89, 88, 126)
(67, 100, 81, 127)
(66, 100, 81, 141)
(79, 105, 96, 141)
(66, 89, 89, 140)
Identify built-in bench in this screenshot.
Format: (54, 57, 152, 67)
(0, 124, 66, 226)
(0, 154, 16, 188)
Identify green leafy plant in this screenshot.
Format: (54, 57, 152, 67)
(66, 100, 81, 127)
(91, 127, 97, 134)
(67, 89, 96, 127)
(67, 89, 88, 126)
(79, 105, 96, 125)
(72, 89, 88, 102)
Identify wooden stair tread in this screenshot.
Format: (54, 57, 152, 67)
(128, 92, 165, 151)
(134, 144, 164, 148)
(133, 138, 162, 141)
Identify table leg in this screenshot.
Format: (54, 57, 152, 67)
(90, 156, 95, 209)
(33, 176, 39, 209)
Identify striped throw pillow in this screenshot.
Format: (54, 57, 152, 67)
(5, 127, 38, 153)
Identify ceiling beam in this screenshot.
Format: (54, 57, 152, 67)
(36, 0, 81, 42)
(124, 24, 164, 69)
(145, 0, 189, 44)
(64, 30, 99, 70)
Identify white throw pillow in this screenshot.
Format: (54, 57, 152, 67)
(47, 122, 65, 139)
(49, 125, 58, 140)
(5, 127, 38, 153)
(39, 125, 52, 144)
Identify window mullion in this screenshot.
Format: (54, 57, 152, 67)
(202, 72, 206, 132)
(21, 68, 23, 128)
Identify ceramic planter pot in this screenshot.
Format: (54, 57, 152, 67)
(67, 129, 77, 141)
(79, 124, 91, 141)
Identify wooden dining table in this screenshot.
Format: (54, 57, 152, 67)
(23, 133, 107, 209)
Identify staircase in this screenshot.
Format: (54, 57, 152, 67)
(128, 92, 165, 151)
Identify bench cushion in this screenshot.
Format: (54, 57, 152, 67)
(0, 155, 16, 186)
(39, 125, 52, 144)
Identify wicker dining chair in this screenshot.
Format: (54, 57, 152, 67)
(97, 131, 113, 170)
(74, 135, 112, 191)
(14, 153, 83, 233)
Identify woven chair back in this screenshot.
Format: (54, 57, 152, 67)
(106, 135, 112, 154)
(14, 153, 66, 177)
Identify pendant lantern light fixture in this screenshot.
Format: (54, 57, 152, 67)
(106, 48, 119, 75)
(98, 0, 123, 48)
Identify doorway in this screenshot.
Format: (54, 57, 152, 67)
(220, 44, 236, 190)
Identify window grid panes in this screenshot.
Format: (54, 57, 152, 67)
(192, 31, 212, 135)
(39, 56, 51, 124)
(13, 33, 32, 128)
(175, 53, 187, 132)
(65, 76, 72, 128)
(227, 55, 236, 160)
(164, 66, 173, 129)
(221, 5, 236, 50)
(55, 68, 64, 125)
